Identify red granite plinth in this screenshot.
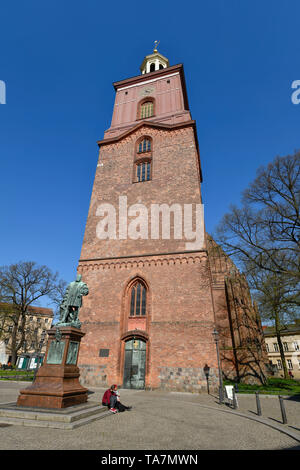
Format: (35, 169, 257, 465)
(17, 327, 88, 409)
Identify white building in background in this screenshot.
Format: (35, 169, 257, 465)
(0, 304, 53, 369)
(0, 341, 8, 365)
(263, 321, 300, 379)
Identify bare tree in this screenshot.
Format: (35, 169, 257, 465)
(215, 152, 300, 378)
(48, 278, 68, 324)
(246, 261, 298, 379)
(0, 261, 66, 365)
(0, 303, 16, 342)
(215, 152, 300, 305)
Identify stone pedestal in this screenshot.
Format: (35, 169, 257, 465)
(17, 327, 88, 409)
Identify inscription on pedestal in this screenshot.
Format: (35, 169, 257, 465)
(46, 340, 66, 364)
(66, 341, 79, 365)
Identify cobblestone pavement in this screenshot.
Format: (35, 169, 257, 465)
(0, 381, 299, 450)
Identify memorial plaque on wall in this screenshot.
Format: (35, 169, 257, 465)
(46, 340, 66, 364)
(66, 341, 79, 365)
(99, 349, 109, 357)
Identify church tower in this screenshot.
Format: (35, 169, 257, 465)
(76, 46, 223, 391)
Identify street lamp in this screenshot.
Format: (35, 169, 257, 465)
(212, 327, 224, 404)
(203, 364, 210, 394)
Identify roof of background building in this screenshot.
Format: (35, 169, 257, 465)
(263, 320, 300, 336)
(0, 303, 53, 317)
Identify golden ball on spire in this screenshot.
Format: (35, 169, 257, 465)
(153, 40, 160, 53)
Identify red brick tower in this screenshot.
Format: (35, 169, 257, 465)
(77, 48, 222, 391)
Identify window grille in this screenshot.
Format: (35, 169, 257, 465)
(130, 282, 147, 316)
(136, 162, 151, 182)
(138, 138, 151, 153)
(140, 101, 154, 119)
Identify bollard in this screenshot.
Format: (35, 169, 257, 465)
(278, 395, 287, 424)
(206, 377, 210, 395)
(232, 388, 238, 409)
(255, 391, 262, 416)
(219, 386, 224, 404)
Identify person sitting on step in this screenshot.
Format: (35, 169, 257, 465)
(102, 384, 132, 413)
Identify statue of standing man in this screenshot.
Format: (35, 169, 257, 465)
(57, 274, 89, 329)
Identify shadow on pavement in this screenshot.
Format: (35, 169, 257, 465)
(268, 416, 285, 425)
(248, 410, 261, 417)
(288, 425, 300, 432)
(286, 395, 300, 402)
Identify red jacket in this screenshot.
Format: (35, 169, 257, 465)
(102, 389, 115, 405)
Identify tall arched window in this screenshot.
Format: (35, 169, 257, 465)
(134, 137, 152, 183)
(138, 138, 151, 153)
(136, 161, 151, 182)
(140, 100, 154, 119)
(130, 281, 147, 316)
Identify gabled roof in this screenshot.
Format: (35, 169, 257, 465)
(98, 119, 194, 145)
(0, 302, 53, 317)
(263, 322, 300, 336)
(97, 119, 203, 182)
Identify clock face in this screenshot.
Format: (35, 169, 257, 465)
(140, 86, 155, 97)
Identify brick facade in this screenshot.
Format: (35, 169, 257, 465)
(207, 236, 268, 384)
(76, 54, 267, 391)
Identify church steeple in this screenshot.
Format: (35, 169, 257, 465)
(140, 41, 170, 74)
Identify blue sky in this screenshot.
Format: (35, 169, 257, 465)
(0, 1, 299, 308)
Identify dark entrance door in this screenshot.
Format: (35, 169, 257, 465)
(123, 339, 146, 389)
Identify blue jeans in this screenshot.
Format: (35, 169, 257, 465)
(110, 395, 117, 409)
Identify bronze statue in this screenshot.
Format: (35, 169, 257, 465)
(57, 274, 89, 329)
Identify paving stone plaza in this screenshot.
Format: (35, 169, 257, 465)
(0, 381, 299, 451)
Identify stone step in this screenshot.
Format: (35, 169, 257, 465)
(68, 404, 108, 423)
(0, 411, 112, 429)
(70, 410, 113, 429)
(0, 402, 113, 429)
(0, 406, 107, 423)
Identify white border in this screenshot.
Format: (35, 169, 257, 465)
(117, 72, 180, 91)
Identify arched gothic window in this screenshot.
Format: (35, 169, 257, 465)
(138, 138, 151, 153)
(130, 281, 147, 316)
(134, 137, 152, 183)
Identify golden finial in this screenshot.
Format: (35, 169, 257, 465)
(153, 40, 160, 53)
